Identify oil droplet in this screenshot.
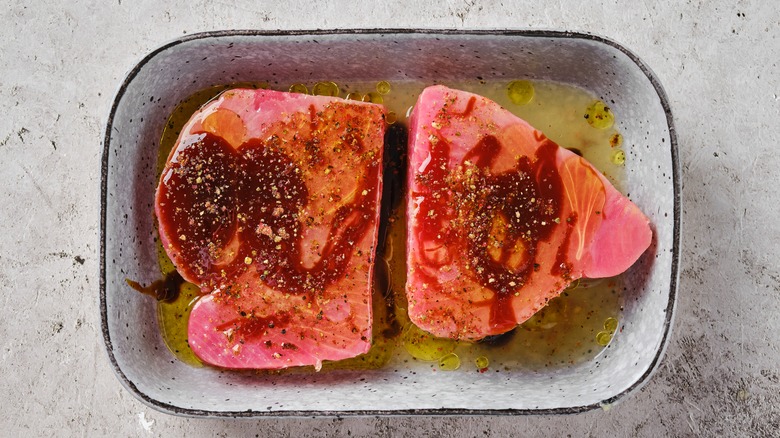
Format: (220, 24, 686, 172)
(604, 317, 619, 332)
(346, 92, 364, 101)
(596, 330, 613, 346)
(402, 323, 456, 361)
(289, 83, 308, 94)
(609, 132, 623, 147)
(385, 111, 397, 125)
(312, 81, 340, 97)
(584, 100, 615, 129)
(364, 92, 384, 104)
(438, 353, 461, 371)
(475, 356, 489, 369)
(507, 80, 535, 105)
(611, 149, 626, 165)
(376, 80, 391, 95)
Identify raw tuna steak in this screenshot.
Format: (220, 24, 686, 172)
(156, 88, 386, 369)
(405, 85, 651, 341)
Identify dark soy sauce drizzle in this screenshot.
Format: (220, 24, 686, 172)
(126, 271, 184, 303)
(374, 123, 408, 340)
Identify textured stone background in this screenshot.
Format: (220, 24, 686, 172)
(1, 0, 778, 436)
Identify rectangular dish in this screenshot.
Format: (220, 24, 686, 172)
(100, 29, 680, 416)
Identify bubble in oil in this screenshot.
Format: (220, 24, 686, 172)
(376, 80, 391, 95)
(312, 81, 340, 97)
(289, 83, 309, 94)
(346, 92, 364, 101)
(611, 149, 626, 165)
(385, 111, 397, 125)
(438, 353, 461, 371)
(596, 331, 613, 346)
(475, 356, 489, 370)
(507, 80, 535, 105)
(402, 323, 456, 361)
(609, 132, 623, 148)
(584, 100, 615, 129)
(364, 92, 384, 104)
(596, 317, 618, 346)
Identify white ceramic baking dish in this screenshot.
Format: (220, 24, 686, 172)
(100, 29, 680, 416)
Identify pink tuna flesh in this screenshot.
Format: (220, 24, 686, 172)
(405, 85, 651, 341)
(155, 88, 386, 369)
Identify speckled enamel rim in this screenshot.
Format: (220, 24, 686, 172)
(100, 28, 681, 418)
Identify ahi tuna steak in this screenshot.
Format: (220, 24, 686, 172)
(406, 85, 651, 341)
(155, 88, 386, 369)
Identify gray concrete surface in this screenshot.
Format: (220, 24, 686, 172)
(1, 0, 778, 436)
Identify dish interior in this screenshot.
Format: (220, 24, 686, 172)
(102, 31, 678, 415)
